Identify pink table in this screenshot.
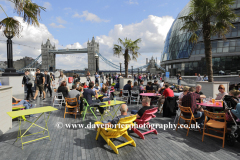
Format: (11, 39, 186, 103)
(197, 102, 223, 108)
(139, 93, 161, 97)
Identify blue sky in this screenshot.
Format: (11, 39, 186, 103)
(0, 0, 190, 70)
(39, 0, 189, 46)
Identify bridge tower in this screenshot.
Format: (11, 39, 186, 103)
(41, 39, 56, 71)
(87, 36, 99, 75)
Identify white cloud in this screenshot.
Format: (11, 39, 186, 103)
(94, 15, 174, 69)
(57, 15, 174, 70)
(126, 0, 138, 5)
(56, 17, 67, 24)
(49, 23, 65, 28)
(43, 2, 52, 10)
(0, 15, 174, 71)
(65, 42, 83, 49)
(0, 16, 59, 62)
(73, 11, 110, 23)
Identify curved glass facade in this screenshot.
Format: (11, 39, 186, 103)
(161, 1, 240, 75)
(162, 2, 201, 61)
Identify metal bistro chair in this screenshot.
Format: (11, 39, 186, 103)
(130, 90, 140, 106)
(121, 90, 129, 103)
(82, 98, 97, 121)
(52, 92, 65, 109)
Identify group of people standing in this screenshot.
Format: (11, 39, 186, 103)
(22, 68, 56, 101)
(86, 72, 123, 86)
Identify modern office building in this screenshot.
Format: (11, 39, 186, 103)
(161, 1, 240, 76)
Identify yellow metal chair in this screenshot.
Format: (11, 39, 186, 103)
(95, 115, 137, 154)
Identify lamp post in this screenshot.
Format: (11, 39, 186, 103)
(120, 62, 122, 74)
(2, 28, 19, 76)
(131, 66, 133, 77)
(95, 53, 98, 73)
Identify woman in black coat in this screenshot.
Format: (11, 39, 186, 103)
(57, 81, 68, 99)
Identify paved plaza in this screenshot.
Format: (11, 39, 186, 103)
(0, 94, 239, 160)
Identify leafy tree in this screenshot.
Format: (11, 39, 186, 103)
(113, 38, 141, 78)
(179, 0, 237, 82)
(0, 0, 45, 37)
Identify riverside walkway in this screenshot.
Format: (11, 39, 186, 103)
(0, 93, 240, 160)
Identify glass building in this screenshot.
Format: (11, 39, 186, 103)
(161, 1, 240, 76)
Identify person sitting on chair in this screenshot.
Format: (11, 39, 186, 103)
(68, 85, 82, 112)
(132, 81, 141, 93)
(123, 80, 132, 96)
(182, 87, 206, 129)
(157, 83, 174, 113)
(131, 97, 154, 119)
(57, 81, 69, 99)
(96, 104, 129, 129)
(152, 80, 160, 92)
(146, 82, 153, 91)
(82, 82, 103, 113)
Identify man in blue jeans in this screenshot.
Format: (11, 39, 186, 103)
(12, 97, 36, 117)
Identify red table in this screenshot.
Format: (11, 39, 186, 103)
(197, 102, 223, 108)
(139, 93, 161, 97)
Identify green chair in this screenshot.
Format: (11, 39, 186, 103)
(82, 98, 98, 120)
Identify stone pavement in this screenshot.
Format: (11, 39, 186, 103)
(0, 94, 239, 160)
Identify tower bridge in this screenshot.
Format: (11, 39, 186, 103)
(41, 36, 99, 74)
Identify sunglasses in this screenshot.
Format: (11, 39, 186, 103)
(218, 88, 223, 89)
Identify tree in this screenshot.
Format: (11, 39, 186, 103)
(0, 0, 45, 37)
(179, 0, 237, 82)
(113, 38, 141, 78)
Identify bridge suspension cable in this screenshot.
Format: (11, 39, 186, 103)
(97, 52, 150, 71)
(17, 54, 42, 72)
(155, 63, 165, 71)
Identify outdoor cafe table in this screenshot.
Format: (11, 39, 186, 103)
(197, 102, 223, 108)
(7, 106, 58, 149)
(197, 102, 223, 112)
(139, 93, 161, 97)
(99, 100, 126, 121)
